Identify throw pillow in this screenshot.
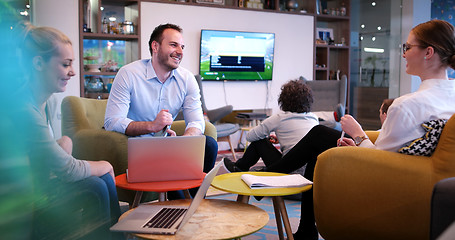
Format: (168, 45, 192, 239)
(398, 119, 447, 156)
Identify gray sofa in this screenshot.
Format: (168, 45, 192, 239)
(304, 75, 347, 130)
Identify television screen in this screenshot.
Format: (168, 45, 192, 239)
(199, 29, 275, 81)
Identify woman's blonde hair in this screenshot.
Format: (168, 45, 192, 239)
(17, 22, 72, 66)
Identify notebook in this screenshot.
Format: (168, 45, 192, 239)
(110, 161, 223, 234)
(127, 135, 206, 183)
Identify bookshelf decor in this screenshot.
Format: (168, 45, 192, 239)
(317, 27, 334, 43)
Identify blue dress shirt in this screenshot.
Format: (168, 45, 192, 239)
(104, 59, 205, 137)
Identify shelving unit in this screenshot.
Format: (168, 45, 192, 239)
(78, 0, 141, 99)
(78, 0, 349, 99)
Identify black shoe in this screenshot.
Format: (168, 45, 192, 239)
(253, 195, 264, 201)
(222, 158, 245, 173)
(250, 165, 267, 172)
(334, 103, 345, 122)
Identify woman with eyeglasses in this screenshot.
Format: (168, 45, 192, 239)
(339, 19, 455, 150)
(236, 19, 455, 240)
(14, 22, 122, 239)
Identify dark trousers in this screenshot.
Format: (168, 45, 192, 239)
(33, 173, 122, 240)
(235, 138, 282, 171)
(265, 125, 341, 234)
(203, 135, 218, 173)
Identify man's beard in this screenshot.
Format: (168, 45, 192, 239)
(157, 50, 179, 72)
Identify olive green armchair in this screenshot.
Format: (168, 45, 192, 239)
(61, 96, 217, 202)
(313, 114, 455, 240)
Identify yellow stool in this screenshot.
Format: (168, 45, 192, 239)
(211, 172, 312, 240)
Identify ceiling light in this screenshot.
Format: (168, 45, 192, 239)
(26, 4, 30, 8)
(372, 36, 376, 41)
(108, 16, 116, 22)
(372, 2, 376, 7)
(100, 7, 104, 11)
(361, 24, 365, 29)
(360, 36, 364, 41)
(364, 47, 384, 53)
(377, 26, 382, 31)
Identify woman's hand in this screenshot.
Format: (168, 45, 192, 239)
(337, 137, 356, 147)
(88, 160, 115, 183)
(340, 114, 366, 139)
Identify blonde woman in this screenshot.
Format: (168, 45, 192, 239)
(17, 22, 121, 239)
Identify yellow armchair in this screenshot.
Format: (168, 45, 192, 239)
(61, 96, 217, 202)
(313, 114, 455, 240)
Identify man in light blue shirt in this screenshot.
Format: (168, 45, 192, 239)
(104, 23, 217, 179)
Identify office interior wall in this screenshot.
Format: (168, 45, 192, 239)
(141, 2, 314, 113)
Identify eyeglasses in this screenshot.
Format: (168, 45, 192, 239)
(402, 43, 426, 54)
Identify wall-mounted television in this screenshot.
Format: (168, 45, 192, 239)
(199, 29, 275, 81)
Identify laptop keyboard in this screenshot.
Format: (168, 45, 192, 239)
(143, 208, 187, 229)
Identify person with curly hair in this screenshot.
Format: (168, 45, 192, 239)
(223, 79, 319, 172)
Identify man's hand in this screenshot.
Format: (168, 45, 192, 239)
(154, 110, 173, 131)
(165, 128, 177, 137)
(183, 127, 203, 136)
(125, 109, 173, 136)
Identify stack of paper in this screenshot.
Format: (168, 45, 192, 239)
(241, 174, 313, 189)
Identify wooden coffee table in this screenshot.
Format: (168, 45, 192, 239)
(118, 199, 269, 240)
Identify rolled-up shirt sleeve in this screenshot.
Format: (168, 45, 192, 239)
(246, 115, 278, 142)
(104, 68, 134, 134)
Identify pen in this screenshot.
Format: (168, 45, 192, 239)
(338, 131, 345, 147)
(163, 125, 171, 137)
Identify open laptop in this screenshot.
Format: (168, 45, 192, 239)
(127, 135, 206, 183)
(110, 161, 223, 234)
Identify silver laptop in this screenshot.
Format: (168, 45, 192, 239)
(110, 161, 223, 234)
(127, 135, 206, 183)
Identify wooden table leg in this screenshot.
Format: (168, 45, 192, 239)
(159, 192, 166, 202)
(274, 196, 294, 240)
(272, 197, 285, 240)
(236, 194, 250, 203)
(132, 191, 143, 208)
(183, 189, 191, 199)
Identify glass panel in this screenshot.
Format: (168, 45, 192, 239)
(83, 39, 127, 72)
(350, 0, 402, 130)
